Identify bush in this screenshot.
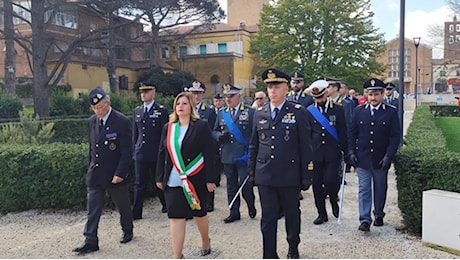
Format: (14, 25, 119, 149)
(0, 143, 88, 213)
(0, 111, 54, 144)
(394, 105, 460, 235)
(50, 90, 82, 116)
(0, 88, 23, 120)
(136, 67, 195, 97)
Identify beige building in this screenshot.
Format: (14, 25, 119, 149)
(376, 37, 432, 95)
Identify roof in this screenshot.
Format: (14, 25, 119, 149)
(159, 23, 259, 37)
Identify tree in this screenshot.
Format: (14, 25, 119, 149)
(250, 0, 385, 88)
(120, 0, 225, 68)
(3, 0, 17, 94)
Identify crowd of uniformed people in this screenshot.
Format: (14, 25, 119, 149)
(73, 68, 402, 259)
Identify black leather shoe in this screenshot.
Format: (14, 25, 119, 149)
(374, 217, 384, 226)
(249, 208, 257, 219)
(161, 207, 167, 213)
(120, 233, 133, 243)
(331, 201, 339, 218)
(358, 222, 370, 232)
(207, 204, 214, 212)
(223, 215, 240, 223)
(73, 243, 99, 254)
(200, 239, 211, 256)
(287, 248, 299, 259)
(313, 215, 328, 225)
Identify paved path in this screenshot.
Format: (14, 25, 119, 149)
(0, 110, 456, 259)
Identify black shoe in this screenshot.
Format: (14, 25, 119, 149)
(249, 208, 257, 219)
(161, 207, 167, 213)
(207, 204, 214, 212)
(358, 222, 370, 232)
(298, 192, 303, 200)
(133, 216, 142, 220)
(287, 247, 299, 259)
(73, 243, 99, 254)
(120, 232, 133, 243)
(313, 215, 328, 225)
(200, 239, 211, 256)
(331, 201, 339, 218)
(374, 217, 384, 226)
(223, 215, 240, 223)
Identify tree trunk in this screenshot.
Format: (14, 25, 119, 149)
(4, 0, 17, 94)
(31, 0, 51, 117)
(150, 24, 160, 68)
(106, 11, 118, 93)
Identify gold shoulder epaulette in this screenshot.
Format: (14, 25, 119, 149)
(294, 104, 302, 109)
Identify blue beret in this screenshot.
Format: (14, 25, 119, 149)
(88, 87, 106, 105)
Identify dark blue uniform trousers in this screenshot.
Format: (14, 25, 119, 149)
(132, 160, 166, 218)
(224, 163, 255, 217)
(258, 185, 301, 259)
(312, 161, 341, 217)
(84, 184, 133, 245)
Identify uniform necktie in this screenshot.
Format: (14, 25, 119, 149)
(232, 108, 237, 119)
(144, 106, 148, 114)
(371, 108, 377, 117)
(273, 107, 279, 120)
(99, 118, 104, 132)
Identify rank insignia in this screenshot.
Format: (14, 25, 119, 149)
(109, 143, 117, 151)
(308, 161, 314, 171)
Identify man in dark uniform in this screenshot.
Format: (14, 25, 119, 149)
(184, 81, 217, 212)
(248, 68, 314, 259)
(347, 78, 401, 232)
(132, 82, 169, 219)
(383, 82, 399, 108)
(305, 80, 348, 224)
(213, 83, 256, 223)
(73, 87, 133, 254)
(286, 71, 314, 108)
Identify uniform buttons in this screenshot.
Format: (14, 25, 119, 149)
(321, 140, 326, 144)
(272, 126, 276, 130)
(286, 126, 290, 129)
(95, 163, 99, 167)
(271, 136, 275, 140)
(371, 122, 375, 126)
(95, 144, 99, 148)
(142, 120, 145, 123)
(142, 134, 145, 137)
(291, 159, 295, 163)
(321, 127, 325, 130)
(142, 141, 146, 144)
(187, 158, 191, 162)
(230, 141, 234, 144)
(95, 154, 99, 158)
(271, 145, 275, 150)
(142, 127, 146, 130)
(321, 133, 325, 137)
(370, 131, 374, 135)
(370, 149, 374, 152)
(270, 155, 275, 159)
(370, 140, 374, 144)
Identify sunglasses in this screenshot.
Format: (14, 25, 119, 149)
(255, 97, 264, 100)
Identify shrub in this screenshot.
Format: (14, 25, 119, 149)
(0, 111, 54, 144)
(50, 90, 82, 116)
(0, 88, 23, 120)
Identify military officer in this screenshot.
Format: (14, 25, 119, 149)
(132, 82, 169, 219)
(383, 82, 399, 108)
(305, 80, 348, 225)
(347, 78, 401, 232)
(213, 83, 256, 223)
(286, 71, 314, 108)
(73, 87, 133, 254)
(184, 81, 217, 212)
(248, 68, 314, 259)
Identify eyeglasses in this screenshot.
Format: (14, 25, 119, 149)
(255, 97, 264, 100)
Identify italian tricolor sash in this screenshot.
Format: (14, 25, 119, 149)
(166, 122, 205, 210)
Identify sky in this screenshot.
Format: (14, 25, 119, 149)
(217, 0, 454, 59)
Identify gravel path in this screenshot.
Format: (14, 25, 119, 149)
(0, 111, 456, 259)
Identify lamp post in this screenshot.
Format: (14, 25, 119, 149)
(413, 37, 421, 107)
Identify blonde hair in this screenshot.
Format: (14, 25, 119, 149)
(169, 92, 201, 123)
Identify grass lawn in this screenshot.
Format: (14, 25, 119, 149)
(435, 117, 460, 153)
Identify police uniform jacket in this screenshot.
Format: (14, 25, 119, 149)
(197, 102, 217, 130)
(348, 103, 401, 170)
(383, 97, 399, 108)
(306, 101, 348, 163)
(213, 104, 254, 164)
(133, 102, 168, 163)
(287, 91, 314, 108)
(248, 102, 314, 187)
(155, 119, 218, 184)
(87, 109, 133, 188)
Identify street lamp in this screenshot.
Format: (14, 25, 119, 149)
(413, 37, 421, 107)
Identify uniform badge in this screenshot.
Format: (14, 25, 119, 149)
(308, 161, 314, 171)
(284, 135, 290, 141)
(260, 132, 266, 140)
(109, 143, 117, 150)
(329, 115, 336, 126)
(258, 119, 267, 124)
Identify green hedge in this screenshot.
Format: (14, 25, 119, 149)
(0, 143, 88, 213)
(394, 105, 460, 234)
(430, 105, 460, 117)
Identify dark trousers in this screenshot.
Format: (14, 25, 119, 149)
(84, 184, 133, 245)
(258, 185, 301, 259)
(223, 163, 255, 217)
(133, 160, 166, 218)
(312, 161, 341, 217)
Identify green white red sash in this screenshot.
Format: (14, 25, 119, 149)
(166, 122, 204, 210)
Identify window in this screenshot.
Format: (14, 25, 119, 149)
(200, 45, 207, 55)
(161, 47, 169, 59)
(456, 24, 460, 32)
(218, 43, 227, 53)
(45, 11, 77, 29)
(179, 46, 187, 57)
(450, 24, 455, 32)
(449, 35, 455, 44)
(440, 70, 447, 77)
